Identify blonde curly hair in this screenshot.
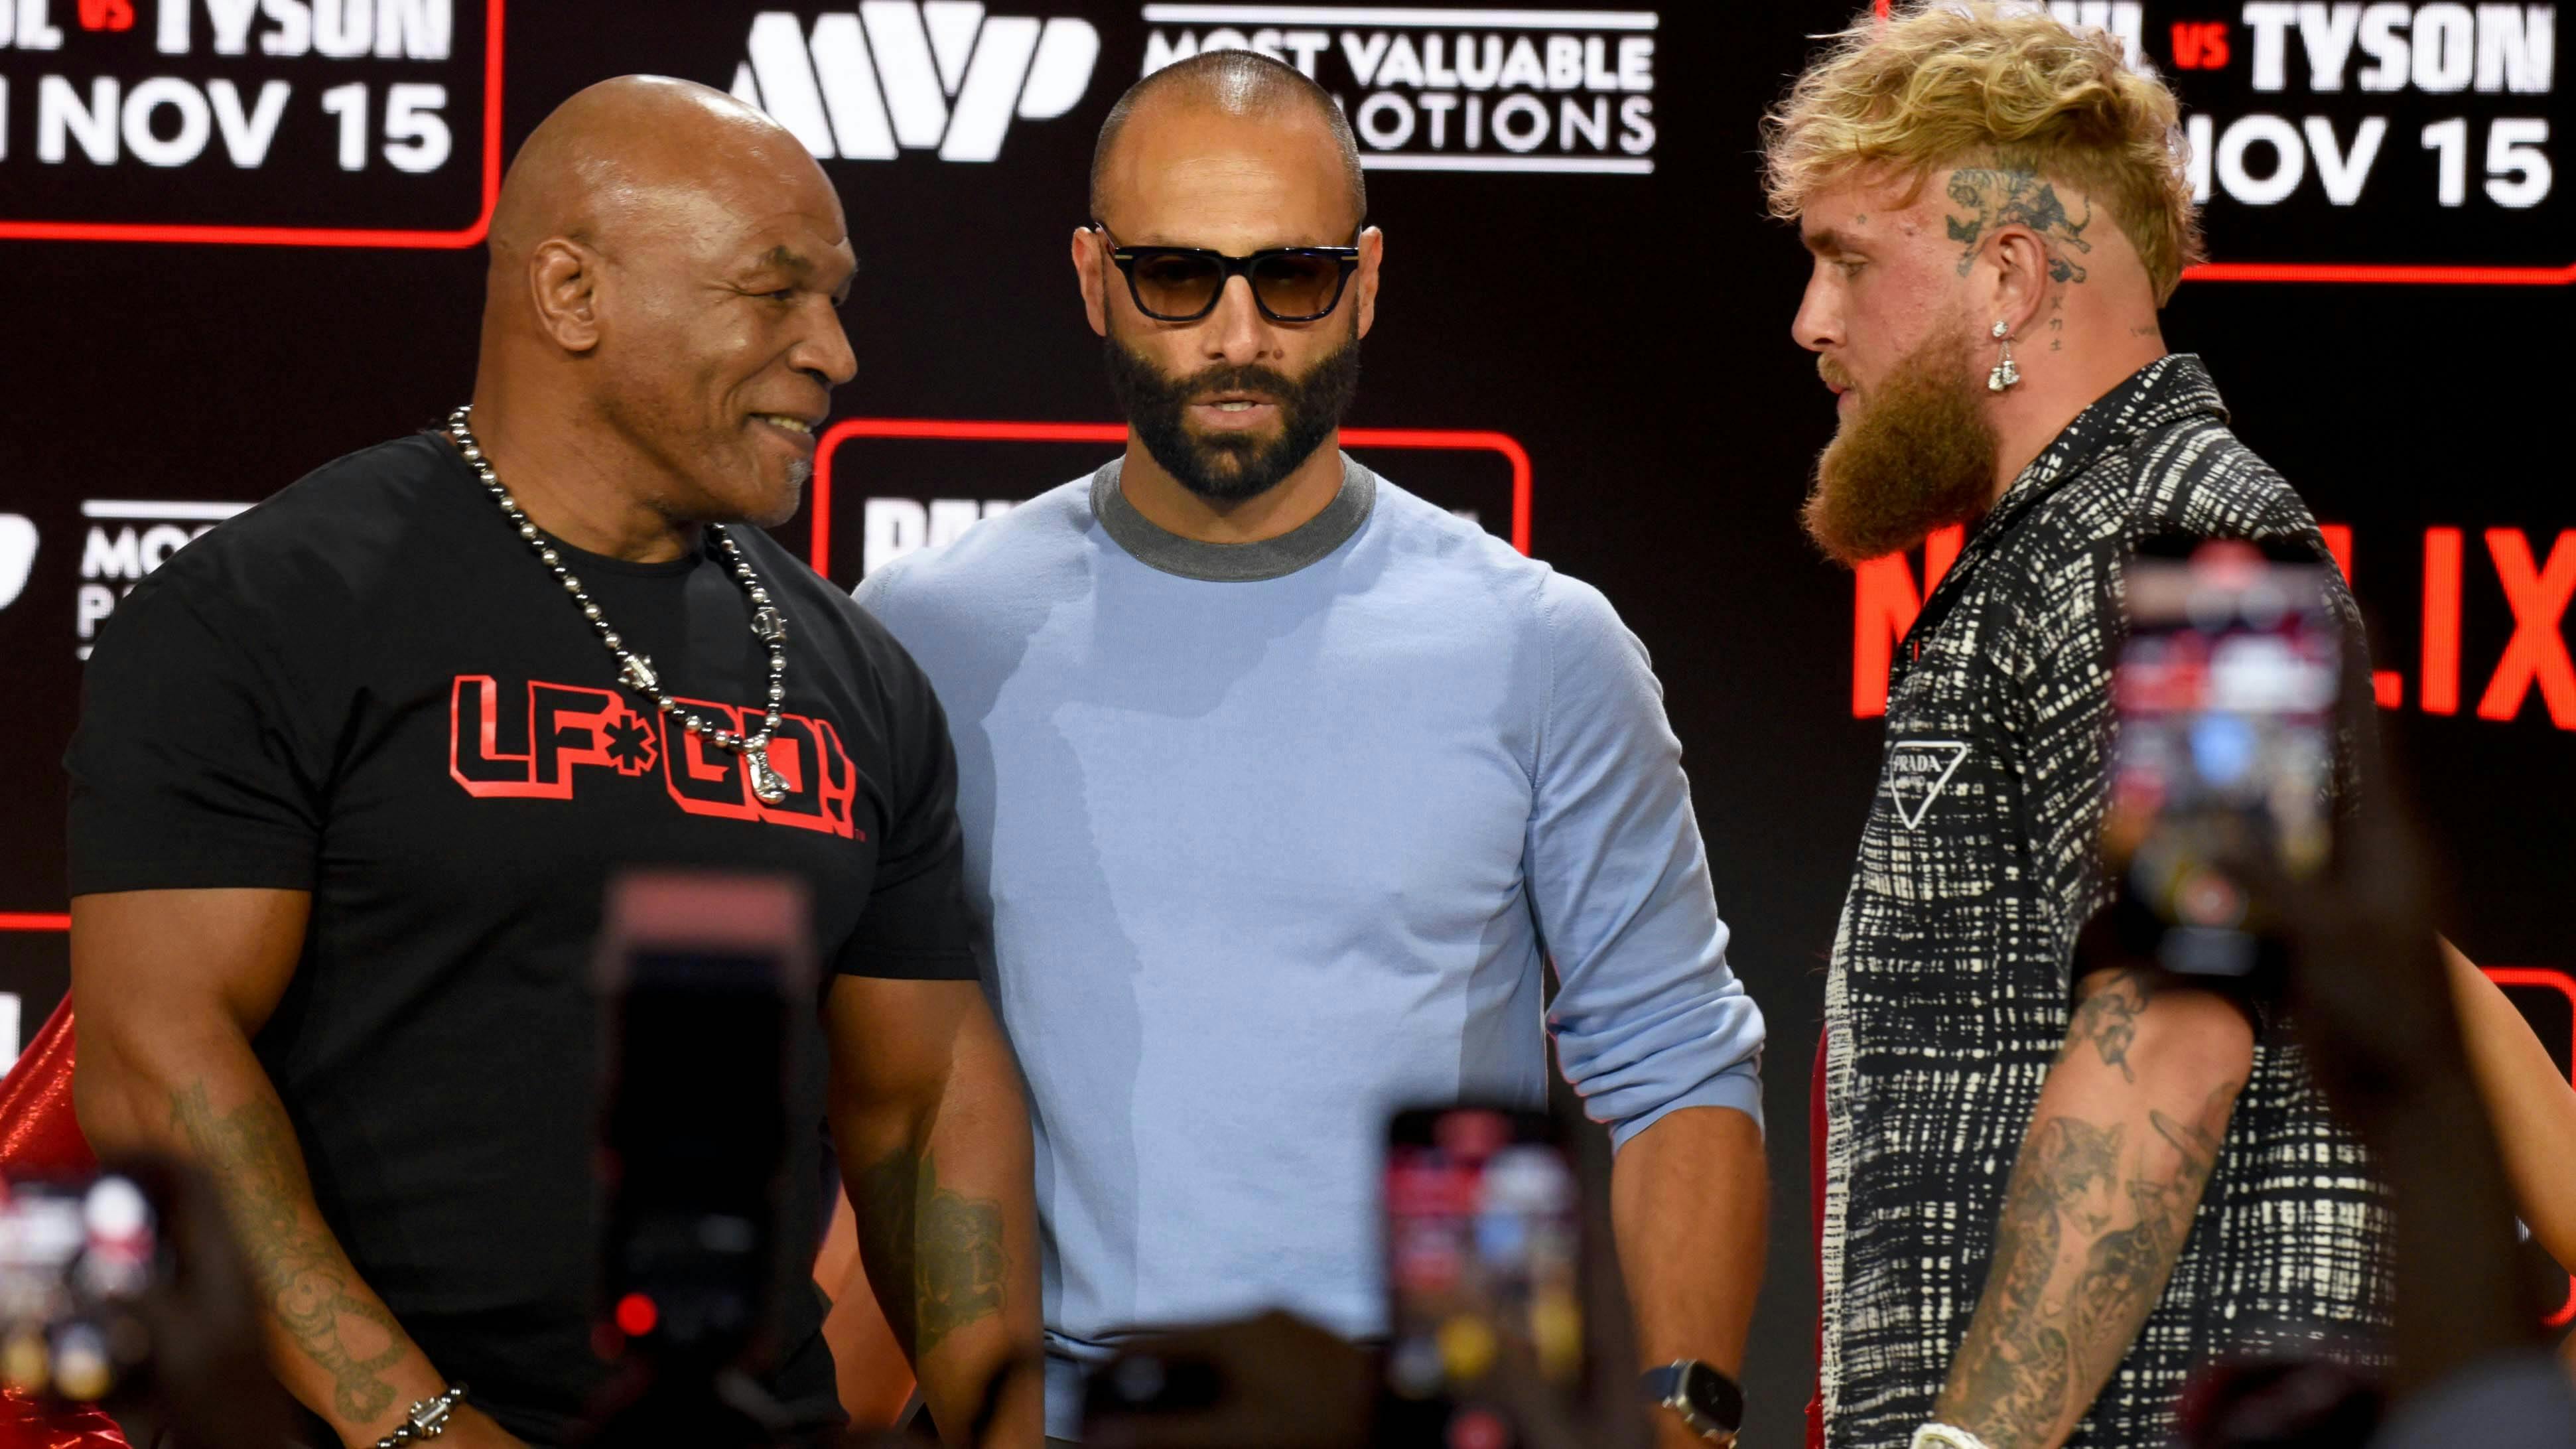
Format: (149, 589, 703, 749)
(1763, 3, 2204, 303)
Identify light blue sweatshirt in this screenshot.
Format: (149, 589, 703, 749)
(854, 458, 1765, 1438)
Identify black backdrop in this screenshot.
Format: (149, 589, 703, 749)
(1, 1, 2569, 1437)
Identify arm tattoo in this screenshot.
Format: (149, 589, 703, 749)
(167, 1081, 410, 1425)
(2065, 970, 2153, 1082)
(854, 1146, 1007, 1361)
(1935, 1081, 2238, 1449)
(1944, 168, 2096, 283)
(1941, 1117, 2117, 1442)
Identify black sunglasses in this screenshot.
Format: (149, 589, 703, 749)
(1093, 224, 1361, 323)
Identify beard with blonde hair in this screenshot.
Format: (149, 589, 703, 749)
(1803, 319, 2003, 565)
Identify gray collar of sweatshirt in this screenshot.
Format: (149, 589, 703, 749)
(1091, 454, 1376, 583)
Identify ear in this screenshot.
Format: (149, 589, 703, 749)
(526, 238, 604, 353)
(1073, 225, 1109, 338)
(1351, 226, 1385, 342)
(1982, 225, 2055, 348)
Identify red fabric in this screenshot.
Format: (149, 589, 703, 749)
(0, 1003, 126, 1449)
(0, 1396, 129, 1449)
(0, 1002, 99, 1179)
(1807, 1030, 1828, 1449)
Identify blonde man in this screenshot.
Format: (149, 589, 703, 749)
(1765, 8, 2392, 1448)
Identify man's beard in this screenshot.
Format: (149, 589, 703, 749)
(1803, 322, 2000, 565)
(1103, 327, 1361, 503)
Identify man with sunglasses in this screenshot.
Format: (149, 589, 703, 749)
(855, 50, 1769, 1448)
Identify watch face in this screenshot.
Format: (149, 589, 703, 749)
(1680, 1362, 1743, 1430)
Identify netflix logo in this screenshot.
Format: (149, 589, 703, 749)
(1851, 523, 2576, 730)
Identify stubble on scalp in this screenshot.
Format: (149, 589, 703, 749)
(1803, 321, 2001, 565)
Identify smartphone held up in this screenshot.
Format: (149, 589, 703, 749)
(1379, 1106, 1584, 1449)
(0, 1172, 159, 1404)
(2108, 536, 2344, 979)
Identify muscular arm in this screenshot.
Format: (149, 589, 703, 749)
(70, 889, 502, 1448)
(1931, 967, 2254, 1449)
(815, 1187, 920, 1425)
(1610, 1106, 1766, 1445)
(825, 977, 1039, 1446)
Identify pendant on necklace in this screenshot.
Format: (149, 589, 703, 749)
(744, 743, 789, 805)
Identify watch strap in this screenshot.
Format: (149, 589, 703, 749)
(1639, 1359, 1744, 1440)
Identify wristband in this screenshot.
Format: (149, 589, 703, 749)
(373, 1383, 468, 1448)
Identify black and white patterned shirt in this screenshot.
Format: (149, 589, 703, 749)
(1818, 356, 2394, 1449)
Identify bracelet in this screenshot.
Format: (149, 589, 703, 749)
(373, 1383, 468, 1449)
(1911, 1426, 1998, 1449)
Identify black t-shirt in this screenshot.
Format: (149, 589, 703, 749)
(66, 433, 979, 1444)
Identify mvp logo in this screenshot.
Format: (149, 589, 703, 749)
(732, 2, 1098, 163)
(72, 498, 247, 656)
(1137, 4, 1661, 174)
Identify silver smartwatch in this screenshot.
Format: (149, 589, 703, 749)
(1640, 1359, 1744, 1444)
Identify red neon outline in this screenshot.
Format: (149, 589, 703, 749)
(2485, 966, 2576, 1328)
(810, 419, 1534, 578)
(0, 914, 70, 932)
(0, 0, 506, 249)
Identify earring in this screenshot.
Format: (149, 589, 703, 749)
(1988, 320, 2020, 392)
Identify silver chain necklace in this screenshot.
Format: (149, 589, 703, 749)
(443, 404, 794, 805)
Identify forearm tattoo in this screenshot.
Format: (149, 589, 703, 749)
(2068, 969, 2151, 1083)
(1945, 167, 2096, 283)
(1933, 1078, 2237, 1449)
(167, 1081, 411, 1425)
(854, 1146, 1008, 1361)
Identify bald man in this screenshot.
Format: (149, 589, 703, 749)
(66, 78, 1038, 1448)
(854, 52, 1769, 1447)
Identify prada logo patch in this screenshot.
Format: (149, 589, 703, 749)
(1884, 740, 1970, 831)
